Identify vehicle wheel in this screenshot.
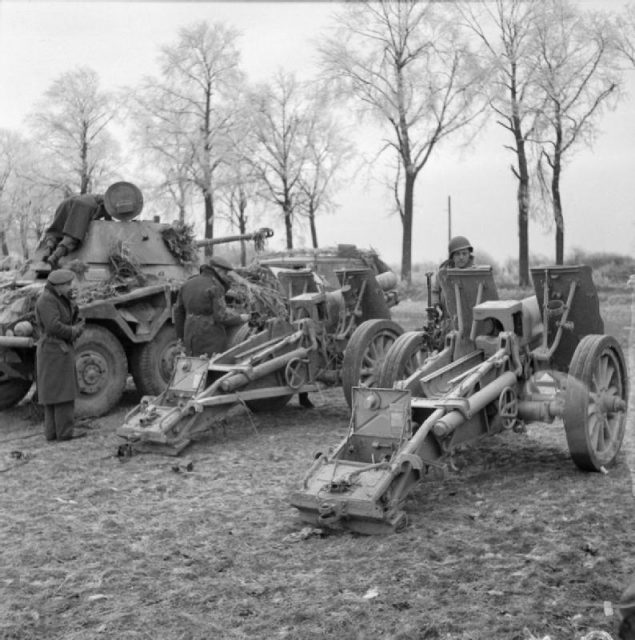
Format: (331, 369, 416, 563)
(130, 324, 179, 396)
(341, 319, 404, 407)
(0, 377, 33, 410)
(75, 325, 128, 418)
(378, 331, 430, 388)
(563, 334, 628, 471)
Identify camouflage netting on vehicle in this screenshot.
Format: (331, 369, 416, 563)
(230, 264, 288, 328)
(161, 221, 199, 266)
(0, 250, 290, 336)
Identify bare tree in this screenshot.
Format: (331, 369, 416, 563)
(458, 0, 545, 286)
(0, 129, 20, 256)
(149, 21, 245, 247)
(249, 70, 312, 249)
(0, 130, 58, 259)
(298, 106, 354, 249)
(129, 85, 196, 224)
(321, 0, 488, 282)
(532, 0, 622, 263)
(613, 3, 635, 67)
(216, 126, 263, 266)
(28, 67, 120, 194)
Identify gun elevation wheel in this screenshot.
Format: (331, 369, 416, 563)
(75, 325, 128, 417)
(342, 319, 403, 407)
(563, 334, 628, 471)
(378, 331, 430, 388)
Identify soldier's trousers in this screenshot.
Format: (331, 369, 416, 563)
(43, 402, 75, 441)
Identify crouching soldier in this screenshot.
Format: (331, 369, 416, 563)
(42, 193, 112, 269)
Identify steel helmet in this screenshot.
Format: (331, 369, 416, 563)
(206, 256, 234, 271)
(448, 236, 473, 257)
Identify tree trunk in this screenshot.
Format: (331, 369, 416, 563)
(204, 190, 214, 258)
(80, 124, 89, 194)
(551, 154, 564, 264)
(516, 142, 530, 287)
(400, 172, 414, 284)
(239, 207, 247, 266)
(309, 207, 318, 249)
(0, 229, 9, 257)
(284, 200, 293, 249)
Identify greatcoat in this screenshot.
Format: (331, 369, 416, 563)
(46, 194, 111, 242)
(174, 269, 244, 357)
(35, 283, 80, 404)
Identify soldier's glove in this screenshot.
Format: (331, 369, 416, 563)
(71, 320, 85, 341)
(239, 313, 251, 323)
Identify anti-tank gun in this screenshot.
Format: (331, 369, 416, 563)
(290, 265, 628, 534)
(0, 182, 275, 417)
(117, 266, 404, 455)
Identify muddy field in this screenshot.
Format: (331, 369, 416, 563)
(0, 288, 633, 640)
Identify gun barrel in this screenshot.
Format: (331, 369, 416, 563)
(432, 370, 518, 437)
(194, 227, 274, 248)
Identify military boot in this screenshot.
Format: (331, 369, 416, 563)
(47, 245, 68, 270)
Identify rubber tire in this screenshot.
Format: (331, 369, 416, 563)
(0, 378, 33, 410)
(75, 325, 128, 418)
(341, 319, 404, 407)
(378, 331, 430, 388)
(130, 324, 179, 397)
(563, 334, 628, 471)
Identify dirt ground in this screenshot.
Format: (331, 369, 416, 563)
(1, 290, 633, 640)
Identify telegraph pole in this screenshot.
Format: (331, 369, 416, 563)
(447, 195, 452, 242)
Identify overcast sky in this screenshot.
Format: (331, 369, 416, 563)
(0, 0, 633, 266)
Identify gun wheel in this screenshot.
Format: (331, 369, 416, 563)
(341, 319, 403, 407)
(563, 334, 628, 471)
(378, 331, 430, 388)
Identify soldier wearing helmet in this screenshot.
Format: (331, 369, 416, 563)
(174, 256, 250, 357)
(430, 235, 475, 311)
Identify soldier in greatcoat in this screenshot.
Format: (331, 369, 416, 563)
(35, 269, 85, 441)
(174, 256, 250, 357)
(42, 194, 112, 269)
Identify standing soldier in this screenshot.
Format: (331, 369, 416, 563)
(35, 269, 85, 441)
(174, 256, 250, 357)
(430, 235, 475, 314)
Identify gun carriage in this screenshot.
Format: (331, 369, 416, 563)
(117, 266, 403, 454)
(290, 265, 628, 534)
